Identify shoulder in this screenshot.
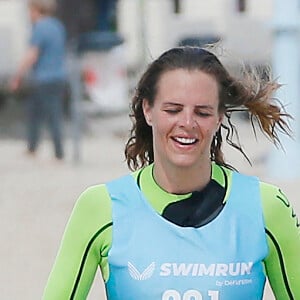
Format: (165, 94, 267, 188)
(36, 16, 61, 27)
(259, 181, 288, 217)
(78, 184, 109, 205)
(72, 184, 112, 225)
(77, 173, 137, 207)
(258, 181, 298, 234)
(33, 18, 50, 32)
(33, 17, 64, 37)
(218, 166, 259, 202)
(31, 19, 48, 45)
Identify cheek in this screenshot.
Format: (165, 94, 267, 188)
(204, 128, 216, 141)
(152, 124, 168, 141)
(152, 114, 172, 132)
(199, 119, 218, 133)
(151, 119, 174, 149)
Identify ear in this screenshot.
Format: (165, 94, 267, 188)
(142, 99, 152, 126)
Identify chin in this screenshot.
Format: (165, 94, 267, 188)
(170, 158, 200, 169)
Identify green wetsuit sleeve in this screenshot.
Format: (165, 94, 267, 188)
(42, 184, 113, 300)
(261, 182, 300, 299)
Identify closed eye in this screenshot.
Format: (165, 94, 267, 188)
(164, 110, 212, 117)
(196, 112, 211, 117)
(164, 109, 181, 114)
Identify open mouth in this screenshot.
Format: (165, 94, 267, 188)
(172, 137, 198, 145)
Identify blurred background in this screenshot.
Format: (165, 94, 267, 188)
(0, 0, 299, 299)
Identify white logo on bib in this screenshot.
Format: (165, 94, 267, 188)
(128, 262, 155, 280)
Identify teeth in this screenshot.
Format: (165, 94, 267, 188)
(174, 137, 196, 144)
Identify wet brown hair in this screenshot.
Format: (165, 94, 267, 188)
(125, 46, 291, 171)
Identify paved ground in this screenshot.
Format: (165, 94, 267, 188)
(0, 100, 299, 299)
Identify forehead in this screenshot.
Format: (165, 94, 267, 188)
(155, 69, 219, 103)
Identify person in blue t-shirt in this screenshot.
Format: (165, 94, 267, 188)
(10, 0, 66, 160)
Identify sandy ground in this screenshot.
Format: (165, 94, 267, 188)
(0, 101, 299, 299)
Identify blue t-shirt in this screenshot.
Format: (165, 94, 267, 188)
(30, 16, 66, 83)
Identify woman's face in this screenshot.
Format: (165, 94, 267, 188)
(143, 69, 223, 171)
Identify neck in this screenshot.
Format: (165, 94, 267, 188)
(152, 161, 211, 194)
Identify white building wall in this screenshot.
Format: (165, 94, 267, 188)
(222, 0, 273, 64)
(0, 0, 30, 77)
(248, 0, 273, 19)
(181, 0, 228, 33)
(117, 0, 143, 69)
(182, 0, 222, 19)
(117, 0, 275, 70)
(143, 0, 174, 63)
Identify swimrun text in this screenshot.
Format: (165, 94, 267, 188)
(160, 262, 253, 277)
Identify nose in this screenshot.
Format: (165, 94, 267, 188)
(178, 110, 197, 129)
